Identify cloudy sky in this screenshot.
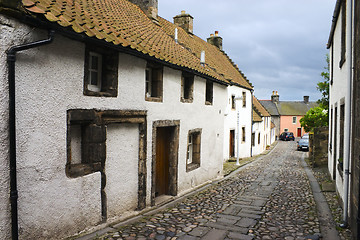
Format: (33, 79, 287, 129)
(158, 1, 335, 101)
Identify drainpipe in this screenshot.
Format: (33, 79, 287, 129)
(6, 30, 55, 240)
(250, 89, 254, 157)
(340, 0, 353, 229)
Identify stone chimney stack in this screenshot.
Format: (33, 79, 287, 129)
(271, 91, 279, 103)
(173, 10, 194, 34)
(207, 31, 223, 50)
(304, 96, 309, 103)
(128, 0, 158, 21)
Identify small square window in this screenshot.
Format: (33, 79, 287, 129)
(205, 80, 213, 105)
(186, 129, 202, 172)
(145, 62, 163, 102)
(181, 72, 194, 103)
(84, 45, 118, 97)
(284, 128, 289, 132)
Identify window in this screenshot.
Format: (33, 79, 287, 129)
(242, 92, 246, 107)
(181, 72, 194, 103)
(284, 128, 289, 132)
(145, 62, 163, 101)
(258, 133, 261, 144)
(340, 0, 346, 68)
(186, 129, 202, 171)
(205, 80, 213, 105)
(66, 110, 106, 178)
(292, 116, 297, 124)
(242, 127, 246, 142)
(84, 45, 119, 97)
(251, 133, 255, 146)
(231, 95, 236, 110)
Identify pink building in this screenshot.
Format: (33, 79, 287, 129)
(260, 93, 318, 138)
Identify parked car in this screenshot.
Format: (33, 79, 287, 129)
(279, 132, 295, 141)
(302, 133, 309, 139)
(297, 138, 309, 151)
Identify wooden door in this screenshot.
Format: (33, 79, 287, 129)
(229, 130, 235, 157)
(297, 128, 302, 137)
(155, 127, 171, 197)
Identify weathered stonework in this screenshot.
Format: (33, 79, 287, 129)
(173, 11, 194, 34)
(312, 126, 329, 167)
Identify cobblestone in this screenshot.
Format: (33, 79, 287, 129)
(86, 141, 342, 240)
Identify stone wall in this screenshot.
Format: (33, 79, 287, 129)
(309, 126, 329, 167)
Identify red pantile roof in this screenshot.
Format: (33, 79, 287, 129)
(253, 96, 271, 118)
(20, 0, 252, 89)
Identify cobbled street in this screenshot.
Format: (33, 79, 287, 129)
(90, 141, 339, 240)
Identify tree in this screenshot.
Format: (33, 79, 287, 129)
(300, 55, 330, 132)
(317, 54, 329, 110)
(300, 106, 328, 132)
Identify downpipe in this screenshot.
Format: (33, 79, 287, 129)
(6, 30, 55, 240)
(340, 0, 353, 229)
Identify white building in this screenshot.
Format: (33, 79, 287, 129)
(327, 0, 358, 235)
(252, 96, 272, 156)
(0, 0, 253, 239)
(223, 86, 253, 160)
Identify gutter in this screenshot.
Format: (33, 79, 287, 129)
(340, 0, 353, 229)
(6, 29, 55, 240)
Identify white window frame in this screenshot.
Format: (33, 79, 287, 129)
(88, 52, 102, 92)
(145, 67, 152, 97)
(187, 134, 193, 164)
(292, 116, 297, 124)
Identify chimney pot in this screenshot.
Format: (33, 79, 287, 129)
(207, 31, 223, 50)
(304, 96, 309, 103)
(174, 10, 194, 34)
(128, 0, 158, 21)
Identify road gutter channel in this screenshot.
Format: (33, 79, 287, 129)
(75, 143, 279, 240)
(300, 153, 341, 240)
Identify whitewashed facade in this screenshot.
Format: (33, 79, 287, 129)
(0, 19, 227, 240)
(223, 86, 252, 160)
(252, 116, 271, 156)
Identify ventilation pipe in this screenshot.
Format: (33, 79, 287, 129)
(174, 28, 178, 43)
(200, 50, 205, 66)
(6, 30, 55, 240)
(340, 0, 353, 229)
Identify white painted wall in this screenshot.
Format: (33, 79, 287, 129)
(252, 116, 271, 156)
(328, 5, 352, 204)
(1, 17, 227, 239)
(223, 86, 252, 160)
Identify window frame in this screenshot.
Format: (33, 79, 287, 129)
(84, 45, 119, 97)
(242, 126, 246, 143)
(242, 92, 246, 108)
(205, 80, 213, 105)
(186, 129, 202, 172)
(292, 116, 297, 124)
(181, 72, 194, 103)
(231, 95, 236, 110)
(145, 62, 163, 102)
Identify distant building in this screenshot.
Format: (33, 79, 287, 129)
(252, 96, 272, 156)
(260, 92, 317, 138)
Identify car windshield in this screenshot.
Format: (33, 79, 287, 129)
(299, 139, 309, 143)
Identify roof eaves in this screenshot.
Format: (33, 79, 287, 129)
(327, 0, 342, 49)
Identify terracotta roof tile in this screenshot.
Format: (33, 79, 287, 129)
(21, 0, 252, 87)
(253, 96, 271, 117)
(253, 110, 262, 122)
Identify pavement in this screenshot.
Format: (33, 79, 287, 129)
(74, 141, 342, 240)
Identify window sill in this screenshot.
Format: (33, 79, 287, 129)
(186, 163, 200, 172)
(181, 98, 193, 103)
(84, 89, 117, 97)
(146, 96, 163, 102)
(205, 101, 213, 105)
(66, 163, 102, 178)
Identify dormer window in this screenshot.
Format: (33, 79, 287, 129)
(84, 45, 118, 97)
